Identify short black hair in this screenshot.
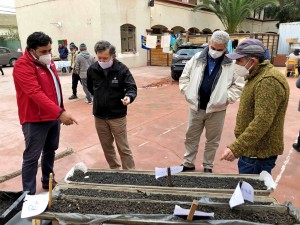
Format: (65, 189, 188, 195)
(94, 41, 116, 56)
(26, 32, 52, 51)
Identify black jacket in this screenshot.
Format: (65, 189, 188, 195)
(87, 60, 137, 119)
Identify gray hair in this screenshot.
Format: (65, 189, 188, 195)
(94, 40, 116, 56)
(211, 30, 229, 45)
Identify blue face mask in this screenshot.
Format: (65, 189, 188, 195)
(98, 59, 113, 69)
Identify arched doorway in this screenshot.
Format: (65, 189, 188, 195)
(202, 28, 213, 34)
(188, 27, 201, 35)
(171, 26, 185, 35)
(151, 25, 168, 35)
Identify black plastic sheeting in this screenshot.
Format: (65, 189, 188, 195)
(0, 191, 28, 225)
(42, 202, 300, 225)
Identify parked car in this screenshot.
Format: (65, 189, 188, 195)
(171, 44, 205, 80)
(0, 47, 23, 66)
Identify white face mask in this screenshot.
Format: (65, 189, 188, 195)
(39, 54, 51, 66)
(209, 47, 224, 59)
(233, 64, 249, 77)
(234, 59, 253, 77)
(98, 59, 113, 69)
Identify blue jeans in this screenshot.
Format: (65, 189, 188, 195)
(22, 121, 60, 194)
(238, 156, 277, 175)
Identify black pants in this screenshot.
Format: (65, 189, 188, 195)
(72, 73, 81, 96)
(22, 121, 60, 194)
(0, 66, 3, 75)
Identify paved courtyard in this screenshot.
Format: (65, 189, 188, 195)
(0, 65, 299, 207)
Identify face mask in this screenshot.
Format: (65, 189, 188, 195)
(39, 54, 51, 65)
(209, 47, 224, 59)
(98, 59, 113, 69)
(234, 59, 253, 77)
(233, 64, 249, 77)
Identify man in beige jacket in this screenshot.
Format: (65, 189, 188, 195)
(179, 31, 244, 173)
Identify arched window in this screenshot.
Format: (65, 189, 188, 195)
(120, 24, 136, 53)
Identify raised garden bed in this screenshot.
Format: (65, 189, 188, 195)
(66, 169, 270, 195)
(0, 191, 27, 225)
(55, 184, 277, 205)
(49, 196, 299, 225)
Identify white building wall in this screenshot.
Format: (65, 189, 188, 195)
(151, 2, 224, 31)
(99, 0, 150, 68)
(15, 0, 102, 59)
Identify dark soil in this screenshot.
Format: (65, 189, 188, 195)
(50, 197, 298, 225)
(60, 188, 272, 205)
(68, 170, 267, 190)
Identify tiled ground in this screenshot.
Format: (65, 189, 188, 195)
(0, 65, 299, 207)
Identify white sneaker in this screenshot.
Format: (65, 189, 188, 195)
(85, 100, 92, 105)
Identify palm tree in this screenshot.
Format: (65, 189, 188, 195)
(194, 0, 279, 33)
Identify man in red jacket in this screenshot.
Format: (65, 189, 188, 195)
(13, 32, 77, 195)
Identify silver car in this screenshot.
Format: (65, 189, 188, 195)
(0, 47, 23, 66)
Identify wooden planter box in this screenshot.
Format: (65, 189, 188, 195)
(65, 169, 272, 196)
(0, 191, 27, 225)
(38, 196, 299, 225)
(54, 183, 278, 205)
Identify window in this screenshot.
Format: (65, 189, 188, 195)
(0, 48, 9, 54)
(121, 24, 136, 53)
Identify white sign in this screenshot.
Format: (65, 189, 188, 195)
(229, 181, 255, 208)
(146, 35, 157, 49)
(155, 166, 183, 179)
(21, 192, 49, 218)
(173, 205, 214, 217)
(259, 170, 276, 190)
(229, 183, 245, 208)
(241, 181, 254, 202)
(161, 35, 171, 48)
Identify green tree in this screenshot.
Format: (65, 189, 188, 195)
(264, 0, 300, 27)
(194, 0, 279, 33)
(0, 28, 20, 41)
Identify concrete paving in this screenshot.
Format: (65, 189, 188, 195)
(0, 65, 299, 208)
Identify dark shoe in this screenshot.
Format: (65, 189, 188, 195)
(292, 143, 300, 152)
(68, 95, 78, 100)
(181, 164, 195, 172)
(204, 168, 212, 173)
(42, 180, 57, 190)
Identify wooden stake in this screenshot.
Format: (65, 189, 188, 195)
(48, 173, 53, 209)
(167, 167, 173, 187)
(187, 200, 198, 221)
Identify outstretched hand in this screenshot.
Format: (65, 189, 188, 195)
(59, 111, 78, 126)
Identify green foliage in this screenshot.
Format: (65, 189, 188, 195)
(264, 0, 300, 27)
(0, 28, 20, 41)
(194, 0, 279, 33)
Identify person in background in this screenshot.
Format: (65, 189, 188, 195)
(74, 43, 94, 104)
(58, 43, 68, 60)
(179, 31, 244, 173)
(292, 74, 300, 153)
(87, 40, 137, 170)
(69, 43, 81, 100)
(12, 32, 77, 195)
(172, 33, 185, 52)
(221, 39, 289, 175)
(288, 49, 300, 75)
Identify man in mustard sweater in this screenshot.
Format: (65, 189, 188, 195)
(221, 39, 289, 175)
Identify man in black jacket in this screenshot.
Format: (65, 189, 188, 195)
(87, 41, 137, 170)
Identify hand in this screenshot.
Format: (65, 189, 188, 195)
(220, 147, 236, 162)
(59, 111, 78, 126)
(121, 96, 131, 106)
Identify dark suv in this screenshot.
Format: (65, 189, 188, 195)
(171, 44, 205, 80)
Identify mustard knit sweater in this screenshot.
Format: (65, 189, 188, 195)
(229, 61, 289, 158)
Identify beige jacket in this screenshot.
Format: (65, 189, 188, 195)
(179, 48, 244, 113)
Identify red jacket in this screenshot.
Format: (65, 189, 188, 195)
(13, 50, 64, 125)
